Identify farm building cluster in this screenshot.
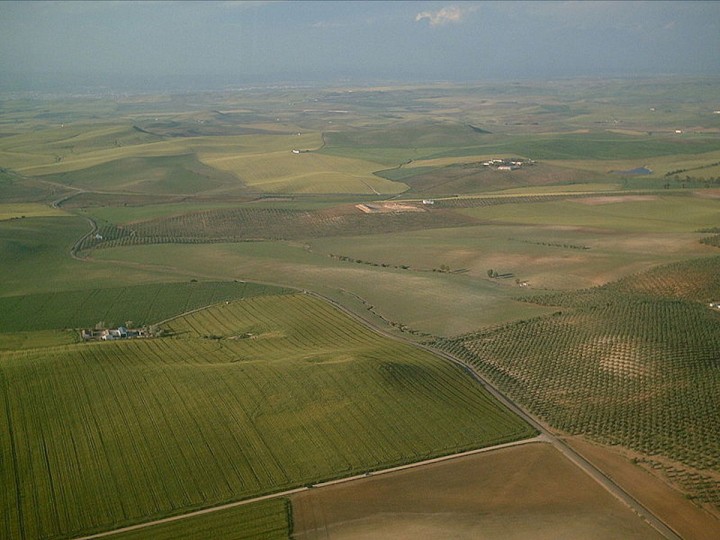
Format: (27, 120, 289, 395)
(482, 158, 535, 171)
(81, 326, 148, 341)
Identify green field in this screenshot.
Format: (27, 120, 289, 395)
(0, 216, 197, 297)
(1, 78, 719, 534)
(0, 293, 534, 539)
(112, 499, 291, 540)
(0, 281, 290, 332)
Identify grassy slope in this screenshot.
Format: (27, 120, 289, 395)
(0, 216, 194, 297)
(89, 241, 556, 337)
(40, 154, 240, 195)
(459, 194, 720, 233)
(0, 281, 290, 332)
(87, 191, 716, 336)
(0, 294, 534, 539)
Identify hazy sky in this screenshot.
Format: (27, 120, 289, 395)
(2, 1, 719, 90)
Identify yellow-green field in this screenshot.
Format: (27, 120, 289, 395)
(201, 150, 406, 194)
(0, 203, 67, 220)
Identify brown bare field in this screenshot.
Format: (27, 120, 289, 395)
(565, 437, 720, 540)
(291, 442, 662, 539)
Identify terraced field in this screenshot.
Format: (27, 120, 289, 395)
(0, 293, 534, 539)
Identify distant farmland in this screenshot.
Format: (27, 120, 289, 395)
(1, 78, 719, 536)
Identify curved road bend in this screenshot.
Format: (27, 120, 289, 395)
(68, 290, 681, 540)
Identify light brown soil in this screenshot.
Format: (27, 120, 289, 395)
(355, 202, 424, 214)
(291, 442, 663, 539)
(575, 195, 659, 205)
(694, 189, 720, 199)
(564, 437, 720, 540)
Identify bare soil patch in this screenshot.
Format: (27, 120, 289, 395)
(694, 189, 720, 199)
(355, 202, 424, 214)
(575, 195, 659, 205)
(291, 442, 662, 539)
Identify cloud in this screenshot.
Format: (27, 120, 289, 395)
(311, 20, 346, 29)
(415, 5, 468, 27)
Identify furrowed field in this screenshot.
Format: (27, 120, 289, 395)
(0, 293, 534, 539)
(111, 499, 291, 540)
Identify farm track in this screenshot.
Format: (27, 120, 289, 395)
(44, 181, 98, 261)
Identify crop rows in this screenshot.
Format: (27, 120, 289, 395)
(112, 499, 290, 540)
(0, 293, 533, 539)
(435, 292, 720, 506)
(79, 207, 479, 251)
(0, 281, 290, 332)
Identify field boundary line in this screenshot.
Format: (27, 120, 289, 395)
(72, 438, 544, 540)
(72, 486, 308, 540)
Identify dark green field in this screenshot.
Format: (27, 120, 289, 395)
(0, 281, 290, 332)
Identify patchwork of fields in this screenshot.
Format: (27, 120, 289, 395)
(1, 79, 719, 537)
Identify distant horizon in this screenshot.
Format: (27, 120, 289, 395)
(5, 70, 720, 98)
(3, 1, 719, 94)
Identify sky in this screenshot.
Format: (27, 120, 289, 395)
(1, 1, 719, 91)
